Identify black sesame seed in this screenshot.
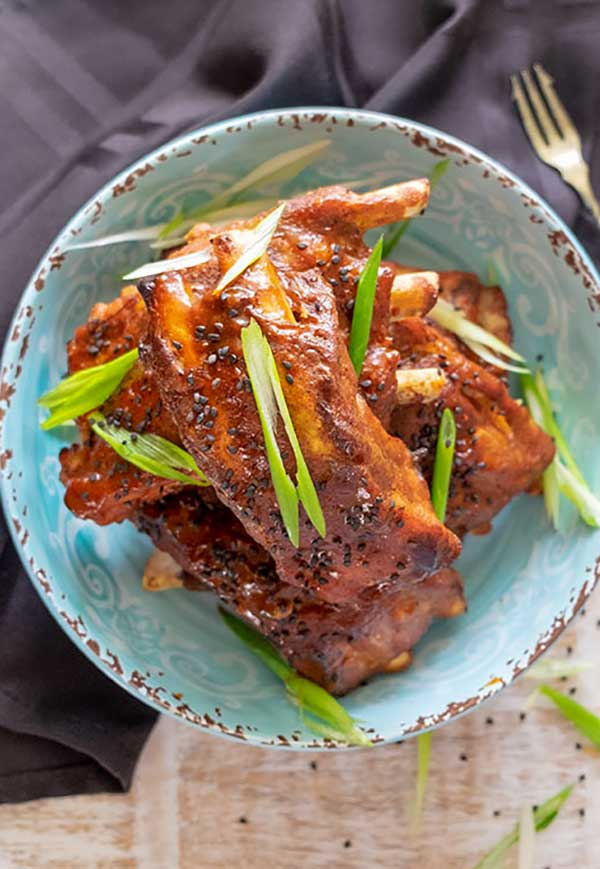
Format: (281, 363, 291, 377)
(310, 760, 318, 770)
(520, 712, 526, 721)
(172, 340, 182, 350)
(493, 810, 501, 817)
(207, 354, 217, 364)
(285, 373, 294, 385)
(579, 808, 586, 817)
(212, 378, 221, 389)
(208, 332, 220, 342)
(297, 241, 308, 250)
(228, 445, 238, 454)
(376, 382, 385, 392)
(282, 360, 292, 370)
(206, 434, 215, 443)
(238, 816, 248, 824)
(317, 259, 326, 267)
(210, 407, 218, 418)
(228, 308, 239, 318)
(214, 322, 223, 331)
(485, 716, 494, 725)
(346, 298, 355, 311)
(204, 420, 214, 429)
(330, 278, 338, 286)
(459, 753, 468, 761)
(576, 742, 582, 750)
(218, 345, 230, 358)
(331, 254, 340, 265)
(332, 244, 340, 253)
(343, 840, 352, 849)
(360, 379, 372, 388)
(228, 427, 239, 436)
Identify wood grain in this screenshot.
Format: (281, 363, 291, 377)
(1, 594, 599, 869)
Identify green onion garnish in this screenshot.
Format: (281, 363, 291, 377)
(521, 370, 600, 529)
(158, 139, 331, 241)
(431, 407, 456, 523)
(473, 784, 574, 869)
(215, 204, 285, 293)
(90, 414, 210, 487)
(122, 247, 212, 281)
(409, 731, 432, 833)
(241, 318, 325, 546)
(382, 159, 450, 259)
(539, 684, 600, 748)
(219, 607, 370, 746)
(38, 348, 139, 430)
(348, 235, 383, 376)
(523, 658, 592, 681)
(64, 227, 164, 252)
(429, 297, 528, 373)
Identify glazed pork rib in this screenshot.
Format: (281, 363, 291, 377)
(135, 489, 465, 695)
(59, 286, 183, 523)
(140, 182, 460, 603)
(389, 270, 555, 536)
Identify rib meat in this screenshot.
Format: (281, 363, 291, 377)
(59, 286, 182, 524)
(135, 490, 465, 695)
(139, 182, 460, 603)
(390, 272, 554, 536)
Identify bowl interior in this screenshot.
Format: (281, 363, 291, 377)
(2, 108, 599, 748)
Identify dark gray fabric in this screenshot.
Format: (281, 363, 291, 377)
(1, 0, 599, 803)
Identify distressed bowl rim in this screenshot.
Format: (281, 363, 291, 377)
(2, 106, 599, 750)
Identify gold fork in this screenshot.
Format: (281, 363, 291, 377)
(511, 63, 600, 225)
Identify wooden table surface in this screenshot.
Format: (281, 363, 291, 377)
(1, 592, 599, 869)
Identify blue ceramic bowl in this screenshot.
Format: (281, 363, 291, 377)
(2, 108, 599, 749)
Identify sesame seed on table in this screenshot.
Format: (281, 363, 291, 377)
(1, 592, 598, 868)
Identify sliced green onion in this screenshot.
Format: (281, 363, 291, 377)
(219, 607, 370, 746)
(461, 338, 531, 374)
(150, 199, 279, 251)
(64, 227, 164, 252)
(90, 414, 210, 487)
(431, 408, 456, 523)
(430, 297, 527, 369)
(38, 348, 139, 430)
(158, 139, 331, 240)
(266, 340, 326, 537)
(409, 731, 432, 833)
(348, 235, 383, 376)
(555, 461, 600, 528)
(382, 159, 450, 259)
(521, 371, 600, 529)
(523, 658, 593, 681)
(517, 804, 535, 869)
(219, 606, 292, 681)
(241, 318, 325, 545)
(474, 784, 574, 869)
(539, 684, 600, 748)
(123, 247, 212, 281)
(215, 203, 285, 293)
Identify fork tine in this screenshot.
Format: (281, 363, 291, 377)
(511, 74, 548, 157)
(520, 68, 558, 144)
(533, 63, 581, 146)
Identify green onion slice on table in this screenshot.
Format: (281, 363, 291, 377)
(473, 784, 574, 869)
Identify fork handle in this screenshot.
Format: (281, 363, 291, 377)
(563, 163, 600, 227)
